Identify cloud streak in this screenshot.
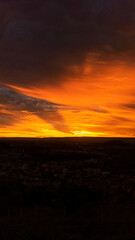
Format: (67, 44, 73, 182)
(0, 86, 70, 133)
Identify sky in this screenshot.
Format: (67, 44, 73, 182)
(0, 0, 135, 137)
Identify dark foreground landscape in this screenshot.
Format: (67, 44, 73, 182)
(0, 137, 135, 239)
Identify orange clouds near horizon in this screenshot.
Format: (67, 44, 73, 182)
(0, 56, 135, 138)
(0, 0, 135, 137)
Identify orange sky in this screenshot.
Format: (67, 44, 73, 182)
(0, 0, 135, 137)
(0, 55, 135, 138)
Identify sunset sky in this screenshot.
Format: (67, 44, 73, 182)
(0, 0, 135, 137)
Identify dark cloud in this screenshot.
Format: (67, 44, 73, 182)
(0, 0, 135, 87)
(123, 103, 135, 109)
(0, 86, 70, 132)
(91, 107, 109, 114)
(0, 86, 58, 111)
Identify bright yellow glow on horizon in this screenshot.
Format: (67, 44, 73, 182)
(72, 131, 108, 137)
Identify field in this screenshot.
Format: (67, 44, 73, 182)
(0, 137, 135, 239)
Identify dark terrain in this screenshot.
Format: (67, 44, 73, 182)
(0, 137, 135, 239)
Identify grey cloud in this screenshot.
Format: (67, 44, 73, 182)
(0, 86, 58, 111)
(0, 86, 70, 133)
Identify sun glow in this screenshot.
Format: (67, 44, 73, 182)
(72, 131, 108, 137)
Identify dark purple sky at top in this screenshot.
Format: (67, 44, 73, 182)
(0, 0, 135, 88)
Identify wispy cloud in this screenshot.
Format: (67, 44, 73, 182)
(123, 103, 135, 109)
(0, 86, 70, 133)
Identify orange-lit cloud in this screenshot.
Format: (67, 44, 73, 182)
(0, 0, 135, 137)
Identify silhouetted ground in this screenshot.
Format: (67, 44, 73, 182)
(0, 137, 135, 239)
